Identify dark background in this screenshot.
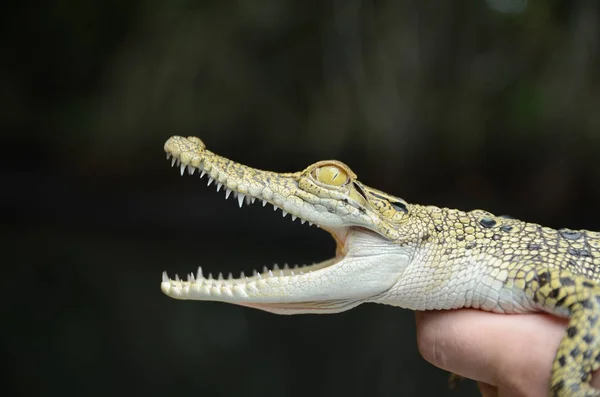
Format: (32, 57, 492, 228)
(4, 1, 600, 396)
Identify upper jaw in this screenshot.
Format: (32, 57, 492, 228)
(164, 136, 372, 231)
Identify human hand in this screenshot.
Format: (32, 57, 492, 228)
(415, 310, 600, 397)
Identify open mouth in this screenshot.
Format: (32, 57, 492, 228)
(159, 136, 409, 314)
(160, 137, 351, 304)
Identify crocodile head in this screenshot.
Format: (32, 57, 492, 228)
(161, 136, 422, 314)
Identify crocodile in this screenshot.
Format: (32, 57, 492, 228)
(161, 135, 600, 397)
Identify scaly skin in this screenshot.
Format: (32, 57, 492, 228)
(161, 135, 600, 397)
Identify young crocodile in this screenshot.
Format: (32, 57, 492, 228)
(161, 135, 600, 397)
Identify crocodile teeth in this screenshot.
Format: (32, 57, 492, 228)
(180, 163, 186, 175)
(166, 153, 171, 160)
(245, 196, 253, 205)
(187, 272, 195, 282)
(273, 205, 277, 211)
(237, 193, 245, 207)
(200, 170, 206, 178)
(282, 211, 287, 218)
(162, 271, 168, 282)
(262, 200, 267, 206)
(207, 177, 214, 186)
(291, 215, 297, 221)
(225, 188, 232, 199)
(251, 197, 256, 204)
(309, 222, 313, 226)
(301, 219, 306, 225)
(171, 157, 176, 167)
(187, 165, 195, 175)
(268, 270, 274, 277)
(197, 266, 203, 279)
(216, 182, 223, 192)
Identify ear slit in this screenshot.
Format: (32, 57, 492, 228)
(391, 201, 408, 213)
(353, 183, 367, 198)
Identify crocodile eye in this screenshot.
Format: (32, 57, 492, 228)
(313, 165, 349, 186)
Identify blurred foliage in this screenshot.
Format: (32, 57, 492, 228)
(4, 1, 599, 163)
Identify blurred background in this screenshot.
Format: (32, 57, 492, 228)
(4, 0, 600, 396)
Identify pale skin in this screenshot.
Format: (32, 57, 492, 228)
(415, 310, 600, 397)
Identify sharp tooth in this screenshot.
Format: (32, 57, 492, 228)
(237, 193, 245, 207)
(268, 270, 274, 277)
(292, 215, 297, 221)
(283, 263, 289, 270)
(240, 271, 245, 278)
(282, 211, 287, 218)
(175, 274, 180, 281)
(262, 200, 267, 206)
(251, 198, 256, 204)
(273, 205, 277, 211)
(301, 219, 306, 225)
(200, 170, 206, 178)
(207, 273, 213, 280)
(309, 222, 314, 226)
(217, 272, 223, 280)
(162, 271, 168, 282)
(227, 272, 233, 280)
(187, 165, 195, 175)
(188, 273, 195, 282)
(176, 159, 181, 166)
(279, 270, 284, 276)
(180, 163, 186, 176)
(273, 264, 279, 270)
(252, 269, 258, 276)
(216, 182, 223, 192)
(166, 153, 171, 160)
(171, 157, 176, 167)
(207, 177, 214, 186)
(262, 266, 269, 273)
(225, 188, 232, 199)
(293, 264, 299, 269)
(197, 267, 203, 279)
(245, 196, 253, 205)
(256, 272, 262, 279)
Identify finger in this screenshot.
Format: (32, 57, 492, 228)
(478, 381, 499, 397)
(415, 310, 568, 396)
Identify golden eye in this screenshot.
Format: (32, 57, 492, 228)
(313, 165, 349, 186)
